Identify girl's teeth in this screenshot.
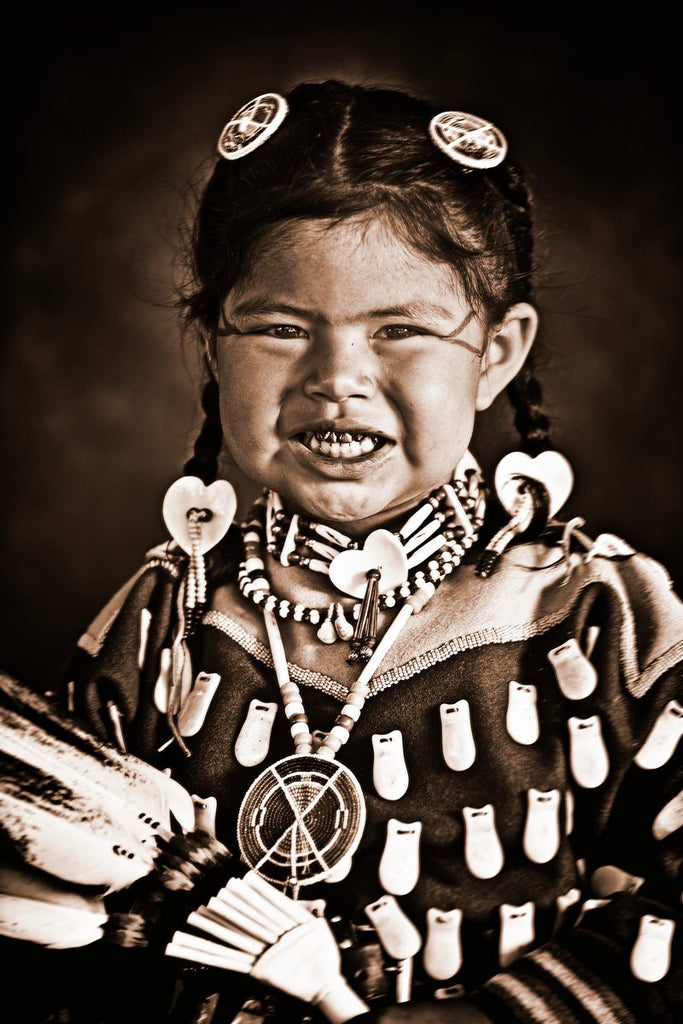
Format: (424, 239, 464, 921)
(301, 431, 381, 458)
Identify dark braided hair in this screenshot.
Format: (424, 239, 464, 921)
(486, 160, 551, 454)
(182, 368, 222, 484)
(180, 79, 551, 478)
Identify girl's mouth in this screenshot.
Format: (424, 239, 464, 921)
(298, 430, 388, 459)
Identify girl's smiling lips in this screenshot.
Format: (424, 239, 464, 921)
(286, 420, 395, 475)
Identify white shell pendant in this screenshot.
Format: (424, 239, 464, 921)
(423, 908, 463, 980)
(522, 788, 561, 864)
(634, 700, 683, 770)
(364, 894, 423, 961)
(234, 699, 278, 767)
(162, 476, 237, 555)
(567, 715, 610, 788)
(440, 700, 476, 771)
(379, 819, 422, 896)
(462, 804, 504, 879)
(652, 790, 683, 840)
(177, 672, 222, 737)
(499, 902, 535, 968)
(547, 639, 598, 700)
(328, 529, 409, 598)
(372, 730, 410, 800)
(506, 682, 540, 745)
(495, 451, 573, 519)
(630, 915, 675, 983)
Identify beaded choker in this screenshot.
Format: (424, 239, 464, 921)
(237, 455, 486, 662)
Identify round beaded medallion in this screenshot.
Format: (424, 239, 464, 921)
(236, 754, 366, 888)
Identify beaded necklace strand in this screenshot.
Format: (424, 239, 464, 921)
(237, 471, 485, 654)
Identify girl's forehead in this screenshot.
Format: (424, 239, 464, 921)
(229, 215, 467, 309)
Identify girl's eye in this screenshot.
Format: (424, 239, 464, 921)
(375, 325, 426, 340)
(264, 324, 308, 340)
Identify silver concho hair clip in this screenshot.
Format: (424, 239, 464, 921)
(429, 111, 507, 169)
(217, 92, 289, 161)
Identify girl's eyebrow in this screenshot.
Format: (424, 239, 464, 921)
(226, 298, 470, 325)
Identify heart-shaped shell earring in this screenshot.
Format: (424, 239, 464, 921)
(476, 451, 574, 578)
(162, 476, 237, 627)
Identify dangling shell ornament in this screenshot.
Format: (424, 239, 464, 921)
(162, 476, 237, 555)
(494, 451, 574, 520)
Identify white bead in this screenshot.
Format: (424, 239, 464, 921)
(284, 700, 305, 718)
(342, 704, 361, 721)
(244, 557, 265, 573)
(330, 725, 350, 744)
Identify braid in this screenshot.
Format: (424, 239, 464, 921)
(506, 357, 551, 456)
(487, 160, 551, 454)
(183, 373, 223, 484)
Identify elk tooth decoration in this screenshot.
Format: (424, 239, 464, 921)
(462, 805, 505, 879)
(652, 789, 683, 841)
(506, 682, 540, 745)
(423, 908, 463, 980)
(547, 639, 598, 700)
(372, 730, 410, 800)
(567, 715, 610, 789)
(177, 673, 222, 738)
(522, 788, 561, 864)
(634, 699, 683, 770)
(630, 914, 675, 983)
(499, 902, 535, 968)
(364, 895, 423, 1005)
(234, 700, 278, 768)
(440, 700, 476, 771)
(378, 819, 422, 895)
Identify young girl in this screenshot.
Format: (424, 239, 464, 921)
(5, 80, 682, 1023)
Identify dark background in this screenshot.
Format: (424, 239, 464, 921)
(2, 2, 681, 692)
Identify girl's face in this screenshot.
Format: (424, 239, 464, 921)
(214, 216, 531, 534)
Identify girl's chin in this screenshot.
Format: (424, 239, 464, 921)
(280, 482, 437, 535)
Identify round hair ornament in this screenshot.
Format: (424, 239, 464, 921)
(429, 111, 508, 169)
(217, 92, 289, 161)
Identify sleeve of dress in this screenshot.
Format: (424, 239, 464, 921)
(60, 542, 186, 753)
(469, 547, 683, 1024)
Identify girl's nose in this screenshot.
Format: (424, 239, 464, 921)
(302, 333, 376, 402)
